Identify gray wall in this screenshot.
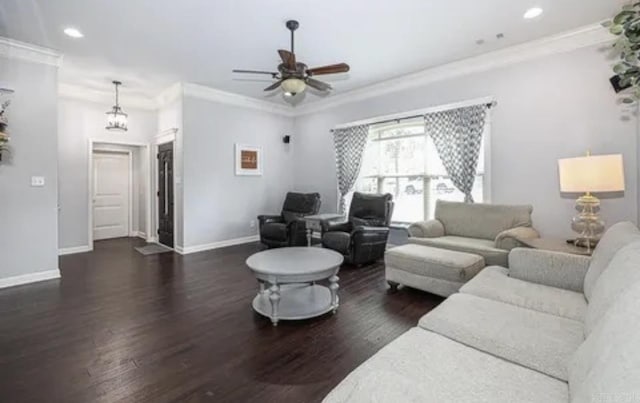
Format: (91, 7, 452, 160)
(0, 58, 59, 279)
(57, 98, 157, 249)
(181, 96, 294, 248)
(292, 45, 638, 238)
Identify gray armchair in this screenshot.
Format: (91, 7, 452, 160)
(408, 200, 539, 267)
(258, 192, 321, 248)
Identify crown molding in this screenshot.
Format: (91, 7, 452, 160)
(54, 22, 612, 117)
(58, 83, 158, 110)
(0, 37, 62, 67)
(293, 23, 613, 116)
(182, 83, 295, 117)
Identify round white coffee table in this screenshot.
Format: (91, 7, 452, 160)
(246, 247, 344, 326)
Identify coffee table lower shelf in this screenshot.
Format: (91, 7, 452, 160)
(252, 284, 339, 326)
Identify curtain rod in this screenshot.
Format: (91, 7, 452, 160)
(330, 97, 496, 133)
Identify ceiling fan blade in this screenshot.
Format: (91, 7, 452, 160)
(233, 69, 278, 77)
(306, 78, 332, 92)
(264, 80, 284, 91)
(306, 63, 350, 76)
(278, 49, 297, 70)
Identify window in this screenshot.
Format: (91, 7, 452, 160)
(353, 119, 485, 224)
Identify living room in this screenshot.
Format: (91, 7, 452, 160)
(0, 0, 638, 402)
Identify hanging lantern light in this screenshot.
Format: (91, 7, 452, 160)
(105, 80, 128, 131)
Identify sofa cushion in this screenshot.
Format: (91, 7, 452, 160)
(419, 293, 583, 381)
(584, 241, 640, 336)
(569, 281, 640, 403)
(385, 244, 485, 283)
(434, 200, 533, 240)
(409, 236, 508, 266)
(460, 266, 587, 322)
(323, 328, 568, 403)
(508, 248, 591, 293)
(260, 222, 287, 240)
(583, 221, 640, 301)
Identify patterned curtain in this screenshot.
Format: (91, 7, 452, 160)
(333, 124, 370, 213)
(424, 105, 487, 203)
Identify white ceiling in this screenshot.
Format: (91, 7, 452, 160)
(0, 0, 624, 105)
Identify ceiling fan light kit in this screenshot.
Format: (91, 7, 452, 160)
(281, 78, 306, 96)
(232, 20, 350, 100)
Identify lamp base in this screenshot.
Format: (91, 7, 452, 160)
(570, 193, 605, 253)
(566, 238, 598, 249)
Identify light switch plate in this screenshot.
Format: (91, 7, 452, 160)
(31, 176, 45, 187)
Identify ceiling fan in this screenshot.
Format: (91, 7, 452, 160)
(232, 20, 350, 97)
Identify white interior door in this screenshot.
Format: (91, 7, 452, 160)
(93, 151, 130, 241)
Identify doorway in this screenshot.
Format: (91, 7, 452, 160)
(92, 151, 132, 240)
(157, 142, 174, 248)
(88, 140, 152, 250)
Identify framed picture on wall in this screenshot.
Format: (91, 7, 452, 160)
(235, 144, 263, 176)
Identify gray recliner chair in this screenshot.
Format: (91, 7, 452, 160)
(322, 192, 394, 265)
(258, 192, 321, 248)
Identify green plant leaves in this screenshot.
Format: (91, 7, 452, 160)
(611, 24, 625, 35)
(614, 63, 628, 74)
(614, 10, 636, 24)
(608, 4, 640, 105)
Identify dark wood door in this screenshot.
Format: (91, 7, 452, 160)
(157, 142, 174, 248)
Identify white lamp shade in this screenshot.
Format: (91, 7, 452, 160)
(281, 78, 306, 94)
(558, 154, 625, 193)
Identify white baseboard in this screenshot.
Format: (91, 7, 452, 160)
(176, 235, 260, 255)
(133, 231, 147, 239)
(147, 236, 158, 243)
(58, 245, 92, 256)
(0, 269, 61, 289)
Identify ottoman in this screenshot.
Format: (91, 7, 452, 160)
(385, 244, 485, 297)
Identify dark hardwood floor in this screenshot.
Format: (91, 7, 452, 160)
(0, 238, 442, 403)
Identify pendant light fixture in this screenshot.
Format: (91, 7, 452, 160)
(105, 80, 128, 132)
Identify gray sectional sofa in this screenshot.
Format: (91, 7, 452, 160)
(408, 200, 539, 266)
(324, 221, 640, 402)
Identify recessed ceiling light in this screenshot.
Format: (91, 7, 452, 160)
(523, 7, 543, 19)
(63, 27, 84, 38)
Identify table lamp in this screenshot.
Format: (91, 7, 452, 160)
(558, 152, 625, 251)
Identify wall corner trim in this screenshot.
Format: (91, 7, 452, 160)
(0, 37, 62, 67)
(0, 269, 61, 290)
(58, 245, 92, 256)
(176, 235, 260, 255)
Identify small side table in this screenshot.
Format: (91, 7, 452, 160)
(303, 214, 345, 247)
(517, 237, 593, 256)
